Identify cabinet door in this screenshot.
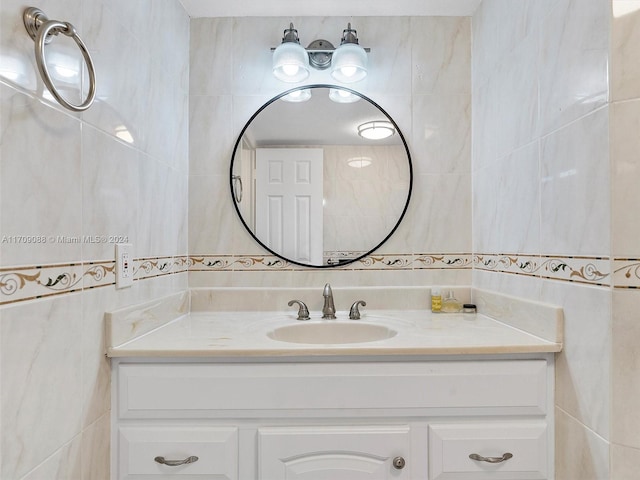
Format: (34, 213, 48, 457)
(118, 426, 238, 479)
(258, 425, 410, 479)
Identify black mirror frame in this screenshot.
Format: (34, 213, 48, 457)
(229, 84, 413, 268)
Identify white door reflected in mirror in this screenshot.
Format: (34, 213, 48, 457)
(255, 148, 324, 265)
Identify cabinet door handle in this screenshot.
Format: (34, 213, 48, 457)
(469, 452, 513, 463)
(154, 455, 199, 466)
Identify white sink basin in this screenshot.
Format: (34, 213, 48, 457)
(267, 322, 397, 344)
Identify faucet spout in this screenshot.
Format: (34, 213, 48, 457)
(322, 283, 336, 319)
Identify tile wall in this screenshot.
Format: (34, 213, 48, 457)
(322, 145, 409, 256)
(472, 0, 636, 478)
(188, 16, 473, 290)
(0, 0, 189, 478)
(611, 1, 640, 476)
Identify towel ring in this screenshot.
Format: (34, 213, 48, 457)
(23, 7, 96, 112)
(232, 175, 243, 203)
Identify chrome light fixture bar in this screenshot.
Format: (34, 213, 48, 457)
(272, 23, 369, 84)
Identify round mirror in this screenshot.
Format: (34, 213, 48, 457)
(230, 85, 412, 268)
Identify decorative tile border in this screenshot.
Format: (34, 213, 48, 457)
(188, 254, 474, 271)
(613, 259, 640, 289)
(82, 261, 117, 289)
(189, 255, 293, 271)
(353, 254, 415, 270)
(136, 256, 188, 280)
(414, 254, 474, 270)
(0, 263, 86, 305)
(474, 254, 611, 286)
(6, 252, 637, 306)
(0, 256, 189, 306)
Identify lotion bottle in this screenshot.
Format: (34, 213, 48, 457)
(431, 287, 442, 312)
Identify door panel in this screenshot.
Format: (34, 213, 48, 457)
(256, 148, 323, 264)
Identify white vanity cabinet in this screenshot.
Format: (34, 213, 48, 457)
(111, 356, 555, 480)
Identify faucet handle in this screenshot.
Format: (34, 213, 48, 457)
(288, 300, 310, 321)
(349, 300, 367, 320)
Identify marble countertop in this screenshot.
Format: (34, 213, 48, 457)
(106, 309, 562, 358)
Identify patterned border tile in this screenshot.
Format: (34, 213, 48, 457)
(1, 251, 621, 306)
(474, 254, 611, 286)
(414, 254, 474, 270)
(613, 259, 640, 288)
(82, 261, 117, 289)
(135, 256, 188, 280)
(0, 256, 189, 306)
(187, 253, 474, 271)
(352, 254, 414, 270)
(0, 263, 86, 305)
(189, 255, 293, 271)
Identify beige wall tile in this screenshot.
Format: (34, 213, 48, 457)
(1, 295, 83, 478)
(555, 407, 610, 480)
(612, 289, 640, 449)
(611, 99, 640, 257)
(611, 1, 640, 101)
(611, 443, 640, 480)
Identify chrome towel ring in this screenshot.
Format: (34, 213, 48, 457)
(23, 7, 96, 112)
(232, 175, 243, 203)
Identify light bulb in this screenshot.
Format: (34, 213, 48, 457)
(282, 64, 300, 77)
(330, 43, 367, 83)
(272, 40, 310, 83)
(339, 66, 357, 78)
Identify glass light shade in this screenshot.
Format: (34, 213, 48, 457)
(357, 121, 395, 140)
(281, 88, 312, 102)
(272, 42, 310, 83)
(330, 43, 367, 83)
(329, 88, 360, 103)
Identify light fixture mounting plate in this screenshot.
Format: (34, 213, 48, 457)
(307, 39, 335, 70)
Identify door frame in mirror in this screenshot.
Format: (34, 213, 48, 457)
(229, 84, 413, 268)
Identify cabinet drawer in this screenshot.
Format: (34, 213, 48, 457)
(428, 422, 548, 480)
(118, 426, 238, 479)
(118, 360, 547, 418)
(258, 425, 411, 479)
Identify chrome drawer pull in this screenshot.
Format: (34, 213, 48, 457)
(469, 452, 513, 463)
(154, 455, 199, 466)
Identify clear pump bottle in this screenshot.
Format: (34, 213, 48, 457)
(441, 290, 462, 313)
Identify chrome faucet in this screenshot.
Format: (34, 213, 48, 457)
(322, 283, 336, 319)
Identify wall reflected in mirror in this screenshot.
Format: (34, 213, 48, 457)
(230, 85, 412, 268)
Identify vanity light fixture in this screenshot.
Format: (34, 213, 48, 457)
(330, 23, 368, 83)
(357, 121, 396, 140)
(272, 23, 369, 84)
(272, 23, 310, 83)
